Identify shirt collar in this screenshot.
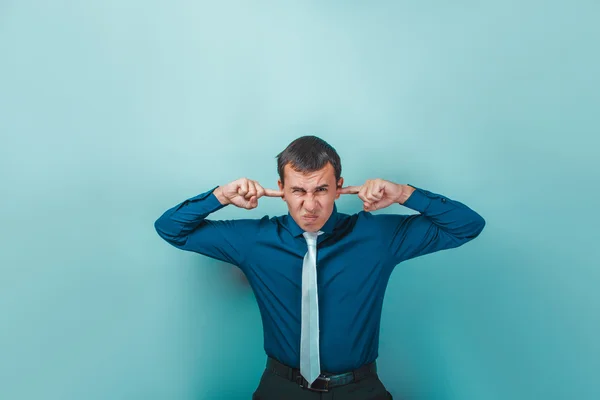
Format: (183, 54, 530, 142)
(284, 203, 339, 237)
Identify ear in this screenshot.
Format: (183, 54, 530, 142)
(335, 177, 344, 199)
(277, 180, 285, 201)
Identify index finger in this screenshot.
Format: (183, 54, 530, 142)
(339, 185, 361, 195)
(263, 188, 284, 197)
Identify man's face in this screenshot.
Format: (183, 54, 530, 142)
(278, 162, 343, 232)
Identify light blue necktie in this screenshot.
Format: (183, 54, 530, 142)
(301, 231, 324, 387)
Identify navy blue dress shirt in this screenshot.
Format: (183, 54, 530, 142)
(154, 185, 485, 373)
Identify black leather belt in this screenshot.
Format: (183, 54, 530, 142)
(265, 357, 378, 392)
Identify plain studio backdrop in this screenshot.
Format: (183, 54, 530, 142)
(1, 1, 598, 399)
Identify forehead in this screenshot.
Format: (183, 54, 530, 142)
(284, 163, 336, 185)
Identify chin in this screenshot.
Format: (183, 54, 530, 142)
(304, 222, 323, 231)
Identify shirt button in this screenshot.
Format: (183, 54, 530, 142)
(441, 198, 446, 203)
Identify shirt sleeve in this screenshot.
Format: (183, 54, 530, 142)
(154, 186, 260, 268)
(375, 185, 486, 265)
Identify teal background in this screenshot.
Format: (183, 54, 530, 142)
(1, 1, 598, 399)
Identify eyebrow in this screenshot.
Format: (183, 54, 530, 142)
(290, 184, 329, 191)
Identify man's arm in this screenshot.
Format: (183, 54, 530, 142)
(154, 178, 282, 267)
(154, 186, 257, 267)
(376, 184, 486, 265)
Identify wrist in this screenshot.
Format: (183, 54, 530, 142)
(396, 184, 415, 205)
(214, 187, 230, 205)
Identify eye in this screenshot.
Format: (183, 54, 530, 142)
(317, 188, 327, 192)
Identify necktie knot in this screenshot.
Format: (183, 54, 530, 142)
(303, 231, 323, 246)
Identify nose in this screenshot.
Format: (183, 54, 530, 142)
(303, 196, 318, 213)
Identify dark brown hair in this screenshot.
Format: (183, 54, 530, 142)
(276, 135, 342, 187)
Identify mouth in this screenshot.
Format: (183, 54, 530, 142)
(303, 215, 319, 220)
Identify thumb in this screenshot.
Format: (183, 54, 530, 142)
(247, 196, 258, 209)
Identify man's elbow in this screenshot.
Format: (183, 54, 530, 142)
(154, 217, 170, 242)
(154, 217, 187, 247)
(453, 212, 485, 245)
(154, 217, 167, 239)
(470, 213, 486, 239)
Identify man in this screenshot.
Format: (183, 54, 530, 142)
(154, 135, 485, 399)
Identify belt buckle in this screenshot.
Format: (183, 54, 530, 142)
(296, 375, 331, 392)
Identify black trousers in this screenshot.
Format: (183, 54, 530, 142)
(252, 361, 393, 400)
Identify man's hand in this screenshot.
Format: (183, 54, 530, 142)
(340, 179, 415, 211)
(214, 178, 283, 209)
